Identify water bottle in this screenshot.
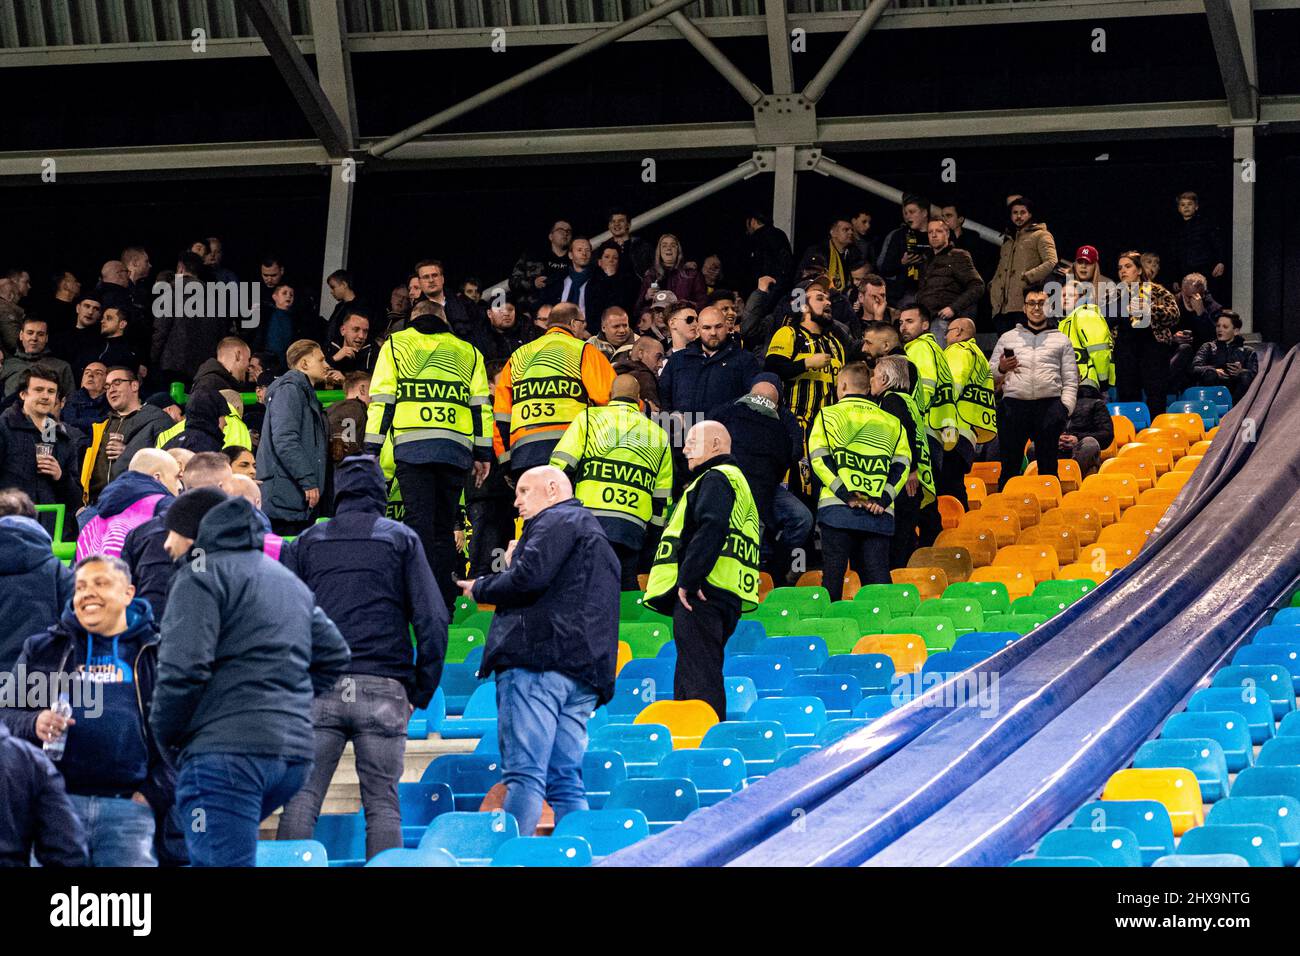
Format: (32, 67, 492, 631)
(44, 692, 72, 761)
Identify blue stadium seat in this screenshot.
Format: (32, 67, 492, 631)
(618, 658, 675, 700)
(1271, 607, 1300, 627)
(728, 619, 768, 654)
(1254, 624, 1300, 645)
(853, 694, 898, 719)
(783, 674, 862, 719)
(491, 836, 593, 867)
(657, 748, 747, 806)
(1206, 796, 1300, 866)
(723, 654, 795, 697)
(589, 723, 673, 778)
(816, 718, 871, 746)
(1133, 738, 1230, 802)
(657, 640, 678, 660)
(700, 721, 788, 779)
(725, 675, 759, 720)
(605, 677, 656, 719)
(1257, 736, 1300, 767)
(582, 750, 627, 809)
(1280, 712, 1300, 737)
(746, 696, 828, 742)
(951, 631, 1019, 658)
(257, 840, 329, 867)
(605, 778, 700, 834)
(1037, 827, 1142, 867)
(1161, 711, 1254, 773)
(440, 683, 498, 739)
(553, 808, 650, 858)
(407, 687, 446, 738)
(1232, 643, 1300, 682)
(364, 846, 459, 867)
(771, 744, 820, 770)
(1231, 767, 1300, 802)
(1152, 854, 1248, 867)
(1179, 385, 1232, 413)
(921, 651, 987, 679)
(821, 653, 894, 696)
(1166, 400, 1218, 428)
(441, 662, 486, 716)
(763, 635, 830, 673)
(1071, 800, 1174, 865)
(418, 811, 519, 865)
(420, 754, 503, 811)
(1176, 825, 1283, 867)
(1186, 687, 1275, 744)
(1010, 856, 1102, 867)
(1212, 663, 1296, 719)
(1108, 401, 1151, 430)
(474, 734, 500, 755)
(313, 813, 365, 866)
(399, 782, 455, 847)
(587, 706, 610, 735)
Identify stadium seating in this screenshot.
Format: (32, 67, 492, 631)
(491, 836, 594, 867)
(553, 809, 651, 858)
(419, 812, 520, 865)
(257, 840, 329, 867)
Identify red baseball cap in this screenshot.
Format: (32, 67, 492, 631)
(1075, 245, 1099, 264)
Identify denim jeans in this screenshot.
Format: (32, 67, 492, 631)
(495, 669, 598, 838)
(764, 484, 814, 579)
(277, 674, 409, 860)
(175, 753, 312, 867)
(66, 793, 157, 867)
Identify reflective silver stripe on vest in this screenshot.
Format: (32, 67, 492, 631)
(363, 432, 385, 447)
(589, 508, 647, 529)
(369, 393, 396, 405)
(392, 429, 471, 448)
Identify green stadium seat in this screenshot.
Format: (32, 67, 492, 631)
(619, 621, 674, 659)
(923, 597, 985, 634)
(763, 585, 831, 616)
(943, 580, 1011, 616)
(823, 600, 891, 637)
(451, 596, 476, 624)
(445, 627, 486, 664)
(1033, 578, 1096, 604)
(1000, 613, 1049, 635)
(887, 615, 958, 651)
(854, 583, 920, 616)
(1011, 595, 1068, 617)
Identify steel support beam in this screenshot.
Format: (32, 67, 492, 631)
(1204, 0, 1258, 121)
(655, 0, 764, 107)
(309, 0, 359, 309)
(803, 0, 892, 105)
(1231, 125, 1255, 332)
(772, 145, 797, 241)
(321, 166, 356, 307)
(765, 0, 793, 95)
(237, 0, 351, 157)
(368, 0, 699, 157)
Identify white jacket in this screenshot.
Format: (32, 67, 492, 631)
(991, 324, 1079, 413)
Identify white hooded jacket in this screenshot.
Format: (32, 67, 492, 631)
(991, 323, 1079, 413)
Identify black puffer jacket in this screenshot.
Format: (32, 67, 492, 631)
(1193, 336, 1258, 401)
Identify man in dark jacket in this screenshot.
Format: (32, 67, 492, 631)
(742, 211, 794, 300)
(1, 316, 76, 400)
(916, 217, 984, 348)
(151, 491, 350, 867)
(708, 374, 810, 580)
(0, 366, 83, 541)
(1170, 192, 1226, 292)
(1055, 383, 1114, 477)
(1193, 310, 1258, 402)
(82, 367, 174, 504)
(255, 339, 330, 534)
(877, 194, 932, 308)
(3, 556, 176, 866)
(0, 720, 87, 866)
(614, 336, 664, 413)
(151, 273, 232, 383)
(277, 456, 448, 860)
(0, 490, 75, 671)
(456, 466, 618, 838)
(162, 387, 227, 454)
(62, 362, 110, 435)
(191, 337, 250, 394)
(660, 306, 761, 420)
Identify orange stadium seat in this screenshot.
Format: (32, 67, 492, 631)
(963, 476, 987, 509)
(1096, 523, 1147, 561)
(1082, 473, 1137, 510)
(1136, 426, 1190, 459)
(1004, 474, 1063, 510)
(1061, 490, 1119, 525)
(909, 546, 973, 585)
(891, 567, 949, 601)
(1117, 504, 1165, 536)
(1057, 562, 1113, 585)
(937, 495, 965, 530)
(1157, 470, 1192, 492)
(1138, 487, 1178, 510)
(1040, 505, 1102, 547)
(969, 460, 1002, 491)
(935, 529, 997, 568)
(1018, 525, 1080, 565)
(854, 634, 927, 674)
(1189, 439, 1213, 457)
(1151, 412, 1205, 443)
(993, 544, 1059, 584)
(797, 569, 861, 600)
(1173, 454, 1203, 473)
(1079, 543, 1135, 575)
(960, 509, 1021, 548)
(1099, 455, 1154, 491)
(1102, 415, 1136, 462)
(1024, 459, 1080, 494)
(1119, 441, 1173, 475)
(969, 565, 1035, 601)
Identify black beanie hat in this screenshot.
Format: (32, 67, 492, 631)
(163, 487, 229, 539)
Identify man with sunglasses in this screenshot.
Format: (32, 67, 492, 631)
(81, 367, 173, 504)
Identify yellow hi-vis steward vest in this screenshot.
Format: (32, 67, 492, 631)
(365, 326, 492, 460)
(550, 398, 672, 535)
(905, 332, 959, 450)
(644, 463, 761, 611)
(944, 338, 998, 444)
(808, 395, 911, 517)
(155, 406, 252, 450)
(891, 388, 936, 508)
(1058, 303, 1115, 390)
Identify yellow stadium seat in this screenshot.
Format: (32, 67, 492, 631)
(909, 546, 973, 584)
(1040, 505, 1102, 546)
(993, 544, 1059, 583)
(1157, 470, 1191, 492)
(1137, 426, 1189, 459)
(635, 699, 720, 749)
(1061, 489, 1119, 525)
(963, 476, 987, 509)
(937, 495, 965, 531)
(1057, 562, 1113, 585)
(1102, 768, 1204, 836)
(1079, 543, 1135, 575)
(969, 564, 1035, 601)
(1151, 412, 1205, 443)
(1174, 454, 1203, 473)
(1205, 425, 1219, 440)
(960, 509, 1021, 548)
(1117, 504, 1165, 536)
(891, 567, 949, 601)
(797, 569, 860, 600)
(1190, 439, 1212, 457)
(988, 489, 1042, 529)
(1102, 415, 1136, 462)
(969, 460, 1002, 492)
(1004, 474, 1063, 511)
(935, 529, 997, 568)
(1119, 440, 1173, 475)
(854, 634, 927, 674)
(1019, 524, 1080, 564)
(615, 640, 633, 677)
(1097, 523, 1147, 560)
(1082, 473, 1137, 510)
(1099, 455, 1154, 491)
(638, 573, 649, 591)
(1024, 459, 1080, 494)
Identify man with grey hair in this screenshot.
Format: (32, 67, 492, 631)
(455, 465, 619, 837)
(644, 421, 762, 719)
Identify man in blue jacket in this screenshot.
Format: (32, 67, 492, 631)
(2, 555, 174, 866)
(255, 339, 330, 535)
(150, 490, 351, 867)
(0, 721, 87, 867)
(0, 489, 74, 672)
(659, 306, 761, 421)
(277, 456, 449, 860)
(455, 466, 619, 838)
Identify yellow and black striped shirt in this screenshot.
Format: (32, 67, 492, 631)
(765, 322, 846, 432)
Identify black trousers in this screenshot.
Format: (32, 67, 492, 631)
(467, 498, 515, 578)
(891, 485, 921, 570)
(395, 460, 467, 608)
(821, 525, 891, 597)
(672, 591, 741, 721)
(998, 397, 1069, 485)
(270, 517, 313, 537)
(917, 436, 945, 548)
(612, 542, 643, 592)
(1115, 328, 1171, 417)
(937, 436, 975, 508)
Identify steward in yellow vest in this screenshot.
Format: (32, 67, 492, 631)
(939, 317, 997, 507)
